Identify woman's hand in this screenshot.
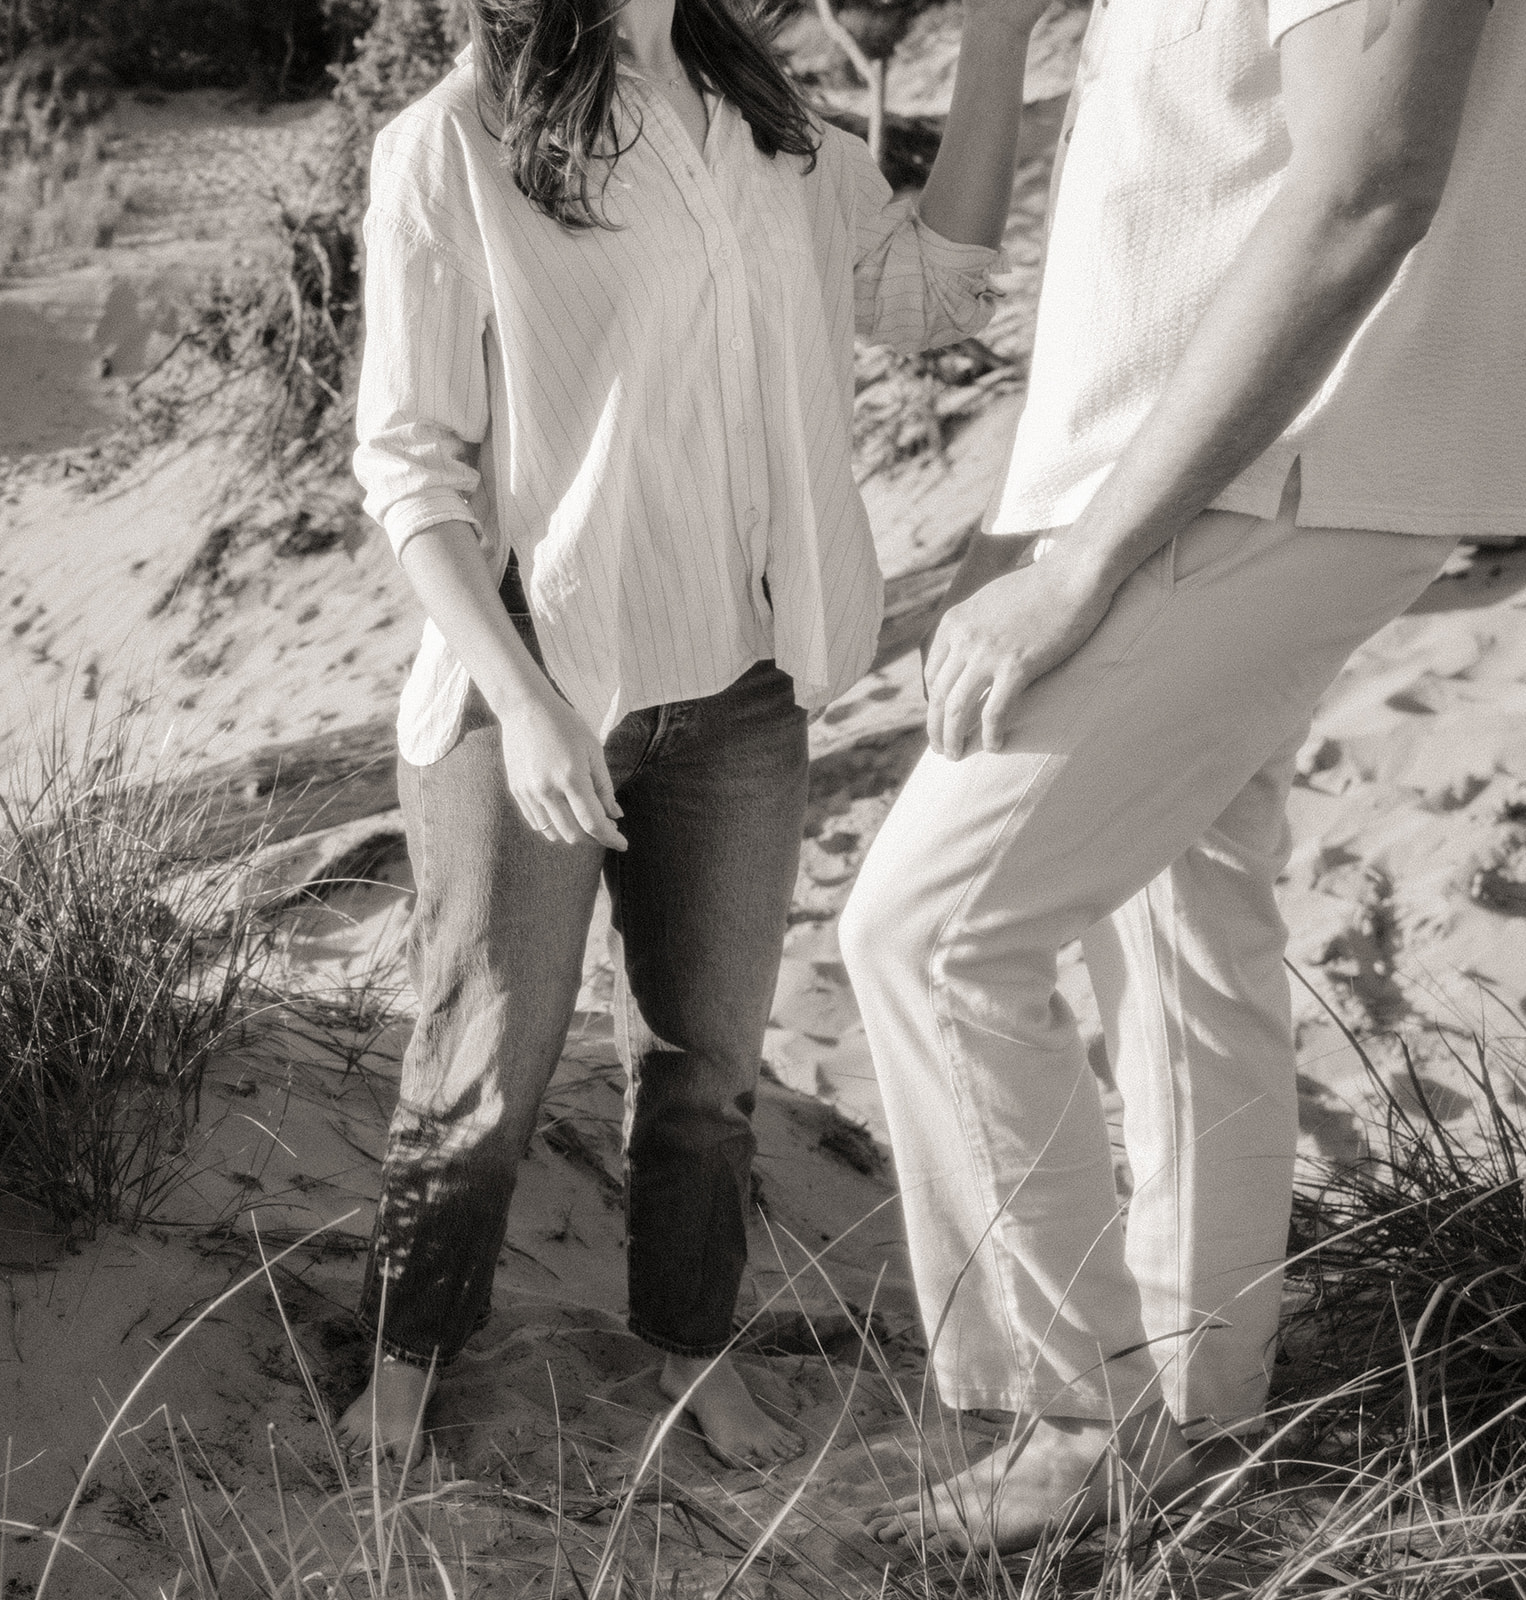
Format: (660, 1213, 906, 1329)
(924, 555, 1115, 760)
(392, 521, 626, 851)
(499, 681, 627, 851)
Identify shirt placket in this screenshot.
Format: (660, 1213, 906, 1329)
(644, 96, 773, 627)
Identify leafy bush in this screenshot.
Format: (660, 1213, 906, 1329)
(327, 0, 468, 222)
(0, 712, 270, 1240)
(1, 0, 374, 98)
(0, 45, 123, 275)
(0, 125, 123, 269)
(70, 201, 363, 487)
(0, 40, 111, 156)
(330, 0, 465, 124)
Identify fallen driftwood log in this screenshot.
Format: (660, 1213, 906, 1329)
(179, 553, 968, 861)
(184, 714, 401, 859)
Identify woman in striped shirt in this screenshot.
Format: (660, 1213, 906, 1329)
(341, 0, 1047, 1468)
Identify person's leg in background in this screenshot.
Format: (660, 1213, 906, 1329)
(842, 502, 1454, 1550)
(607, 660, 810, 1467)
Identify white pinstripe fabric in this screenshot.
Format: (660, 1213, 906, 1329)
(355, 59, 1002, 763)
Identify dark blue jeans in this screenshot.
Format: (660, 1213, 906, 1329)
(358, 609, 808, 1365)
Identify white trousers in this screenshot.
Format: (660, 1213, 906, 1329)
(840, 491, 1454, 1438)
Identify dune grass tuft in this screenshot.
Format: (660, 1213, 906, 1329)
(1281, 975, 1526, 1483)
(0, 706, 270, 1239)
(7, 932, 1526, 1596)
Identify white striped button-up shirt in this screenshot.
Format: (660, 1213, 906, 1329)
(355, 56, 1001, 763)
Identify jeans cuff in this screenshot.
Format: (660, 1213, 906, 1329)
(355, 1316, 456, 1372)
(628, 1314, 734, 1360)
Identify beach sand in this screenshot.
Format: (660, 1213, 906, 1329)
(5, 15, 1525, 1590)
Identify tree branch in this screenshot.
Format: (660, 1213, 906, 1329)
(812, 0, 889, 165)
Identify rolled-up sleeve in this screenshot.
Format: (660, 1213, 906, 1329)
(843, 132, 1004, 352)
(353, 206, 492, 559)
(1266, 0, 1350, 45)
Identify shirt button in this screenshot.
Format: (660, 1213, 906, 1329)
(738, 423, 750, 436)
(745, 508, 760, 525)
(718, 245, 733, 261)
(729, 336, 744, 352)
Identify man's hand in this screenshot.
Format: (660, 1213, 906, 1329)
(922, 0, 1491, 767)
(501, 680, 626, 850)
(924, 551, 1115, 760)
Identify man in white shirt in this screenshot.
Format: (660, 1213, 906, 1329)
(843, 0, 1517, 1553)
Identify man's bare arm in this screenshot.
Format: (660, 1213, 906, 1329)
(926, 0, 1492, 758)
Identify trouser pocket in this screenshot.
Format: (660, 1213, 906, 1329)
(1167, 507, 1266, 594)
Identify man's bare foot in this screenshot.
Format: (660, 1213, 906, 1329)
(658, 1352, 804, 1469)
(867, 1401, 1196, 1555)
(335, 1355, 437, 1472)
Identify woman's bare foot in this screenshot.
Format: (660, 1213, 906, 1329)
(335, 1355, 438, 1472)
(867, 1401, 1196, 1555)
(658, 1352, 804, 1469)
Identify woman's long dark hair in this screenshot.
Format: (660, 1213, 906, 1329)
(468, 0, 818, 229)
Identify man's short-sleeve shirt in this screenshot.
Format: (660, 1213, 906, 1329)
(991, 0, 1526, 540)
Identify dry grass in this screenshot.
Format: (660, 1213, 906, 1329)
(4, 813, 1526, 1597)
(852, 337, 1027, 482)
(5, 1212, 1526, 1599)
(1279, 974, 1526, 1483)
(0, 703, 272, 1239)
(62, 197, 362, 503)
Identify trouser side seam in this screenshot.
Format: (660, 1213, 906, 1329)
(924, 751, 1057, 1396)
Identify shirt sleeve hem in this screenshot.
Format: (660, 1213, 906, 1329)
(1267, 0, 1352, 47)
(910, 210, 1011, 278)
(383, 496, 482, 561)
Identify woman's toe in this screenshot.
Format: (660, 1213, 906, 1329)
(924, 1527, 974, 1558)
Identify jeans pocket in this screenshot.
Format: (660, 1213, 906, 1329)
(507, 609, 550, 674)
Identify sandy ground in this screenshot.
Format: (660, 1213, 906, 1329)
(5, 13, 1526, 1593)
(2, 1009, 939, 1596)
